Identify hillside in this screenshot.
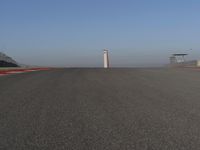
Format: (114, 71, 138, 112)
(0, 52, 19, 67)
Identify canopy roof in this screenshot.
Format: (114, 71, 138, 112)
(172, 54, 188, 56)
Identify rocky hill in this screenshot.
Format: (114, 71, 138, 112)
(0, 52, 19, 67)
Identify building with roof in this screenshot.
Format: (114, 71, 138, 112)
(169, 53, 200, 67)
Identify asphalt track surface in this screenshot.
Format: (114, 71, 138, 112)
(1, 68, 200, 150)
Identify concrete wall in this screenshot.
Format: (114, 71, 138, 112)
(169, 60, 200, 68)
(183, 60, 198, 67)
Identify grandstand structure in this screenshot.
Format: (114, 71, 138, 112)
(169, 53, 200, 67)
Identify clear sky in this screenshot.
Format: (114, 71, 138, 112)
(0, 0, 200, 67)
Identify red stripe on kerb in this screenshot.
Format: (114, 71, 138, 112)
(0, 68, 50, 76)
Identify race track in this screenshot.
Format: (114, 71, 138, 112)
(1, 68, 200, 149)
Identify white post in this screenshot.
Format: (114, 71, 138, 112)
(103, 49, 109, 68)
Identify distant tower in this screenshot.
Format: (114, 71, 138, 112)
(103, 49, 110, 68)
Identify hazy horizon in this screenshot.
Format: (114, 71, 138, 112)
(1, 0, 200, 67)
